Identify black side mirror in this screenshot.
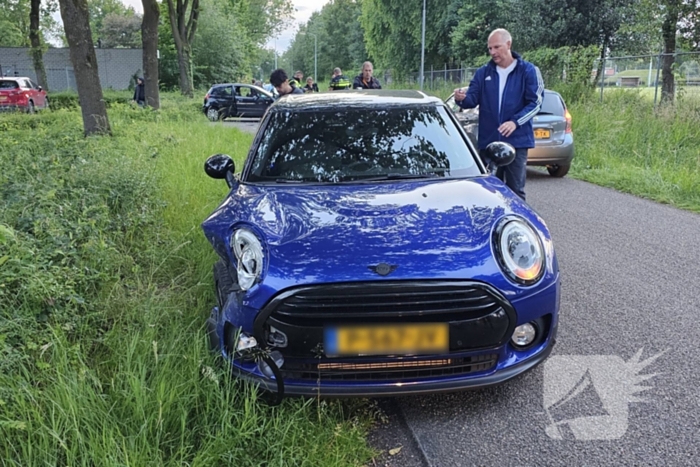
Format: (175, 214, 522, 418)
(484, 142, 516, 167)
(205, 154, 236, 187)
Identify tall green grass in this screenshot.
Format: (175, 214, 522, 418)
(568, 90, 700, 212)
(0, 97, 377, 466)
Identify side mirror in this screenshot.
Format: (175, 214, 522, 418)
(205, 154, 236, 187)
(484, 142, 516, 167)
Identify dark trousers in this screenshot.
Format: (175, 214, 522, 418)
(481, 147, 529, 201)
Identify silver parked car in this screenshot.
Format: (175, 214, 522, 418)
(445, 89, 574, 177)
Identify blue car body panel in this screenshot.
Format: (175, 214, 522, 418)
(202, 174, 560, 396)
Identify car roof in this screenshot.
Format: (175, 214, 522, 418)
(272, 89, 443, 110)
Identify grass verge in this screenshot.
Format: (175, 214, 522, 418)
(0, 96, 377, 465)
(567, 90, 700, 213)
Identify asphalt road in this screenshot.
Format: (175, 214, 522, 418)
(222, 121, 700, 466)
(393, 169, 700, 467)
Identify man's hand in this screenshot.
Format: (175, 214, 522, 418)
(454, 87, 467, 102)
(498, 121, 517, 137)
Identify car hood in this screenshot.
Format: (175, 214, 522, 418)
(202, 177, 547, 288)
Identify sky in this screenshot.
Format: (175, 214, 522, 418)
(120, 0, 329, 53)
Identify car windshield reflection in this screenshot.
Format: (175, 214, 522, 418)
(247, 105, 478, 183)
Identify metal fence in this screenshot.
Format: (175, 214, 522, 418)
(382, 65, 479, 89)
(0, 47, 143, 92)
(593, 51, 700, 104)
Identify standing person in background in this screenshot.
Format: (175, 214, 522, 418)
(304, 77, 319, 93)
(291, 70, 304, 87)
(353, 62, 381, 89)
(132, 77, 145, 107)
(453, 28, 543, 201)
(329, 67, 352, 90)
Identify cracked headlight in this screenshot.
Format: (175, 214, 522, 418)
(494, 217, 544, 285)
(231, 229, 264, 291)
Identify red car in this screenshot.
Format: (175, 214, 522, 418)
(0, 77, 49, 113)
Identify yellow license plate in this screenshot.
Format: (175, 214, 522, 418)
(0, 96, 7, 101)
(325, 323, 449, 356)
(534, 128, 551, 139)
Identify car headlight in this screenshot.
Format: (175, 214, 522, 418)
(231, 229, 264, 291)
(494, 217, 544, 285)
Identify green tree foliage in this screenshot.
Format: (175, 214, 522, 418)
(280, 0, 367, 84)
(192, 0, 249, 86)
(449, 0, 505, 65)
(0, 0, 59, 47)
(360, 0, 455, 77)
(502, 0, 635, 52)
(232, 0, 294, 47)
(99, 11, 142, 48)
(87, 0, 133, 44)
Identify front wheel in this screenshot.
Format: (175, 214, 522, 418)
(26, 101, 35, 114)
(546, 164, 570, 177)
(206, 107, 221, 121)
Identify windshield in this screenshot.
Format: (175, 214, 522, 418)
(246, 105, 479, 183)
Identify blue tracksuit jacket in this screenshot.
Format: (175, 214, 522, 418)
(457, 52, 544, 149)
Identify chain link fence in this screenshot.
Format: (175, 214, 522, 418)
(0, 47, 143, 92)
(593, 51, 700, 104)
(381, 65, 479, 89)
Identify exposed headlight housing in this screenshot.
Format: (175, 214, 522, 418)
(494, 217, 545, 285)
(231, 228, 264, 291)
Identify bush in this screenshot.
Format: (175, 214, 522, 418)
(47, 90, 133, 110)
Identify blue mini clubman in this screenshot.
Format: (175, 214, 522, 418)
(201, 90, 560, 399)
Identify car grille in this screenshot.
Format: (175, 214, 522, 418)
(268, 281, 507, 326)
(282, 353, 498, 382)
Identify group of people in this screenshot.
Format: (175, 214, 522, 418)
(261, 30, 542, 201)
(266, 61, 383, 99)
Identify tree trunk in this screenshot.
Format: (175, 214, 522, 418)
(166, 0, 199, 98)
(660, 0, 680, 104)
(176, 45, 193, 97)
(141, 0, 160, 109)
(29, 0, 49, 91)
(58, 0, 111, 136)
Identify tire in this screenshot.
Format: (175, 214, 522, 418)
(27, 101, 35, 114)
(206, 107, 221, 122)
(44, 97, 50, 110)
(547, 164, 570, 177)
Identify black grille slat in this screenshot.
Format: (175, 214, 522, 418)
(269, 282, 504, 324)
(273, 302, 499, 320)
(291, 288, 491, 301)
(281, 297, 493, 309)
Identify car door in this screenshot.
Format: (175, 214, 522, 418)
(234, 85, 258, 118)
(248, 86, 273, 118)
(216, 85, 236, 118)
(28, 79, 47, 108)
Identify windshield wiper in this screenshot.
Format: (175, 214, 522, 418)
(358, 172, 442, 181)
(275, 178, 305, 183)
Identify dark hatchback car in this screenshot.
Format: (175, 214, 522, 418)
(200, 90, 560, 399)
(446, 89, 574, 177)
(203, 83, 274, 121)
